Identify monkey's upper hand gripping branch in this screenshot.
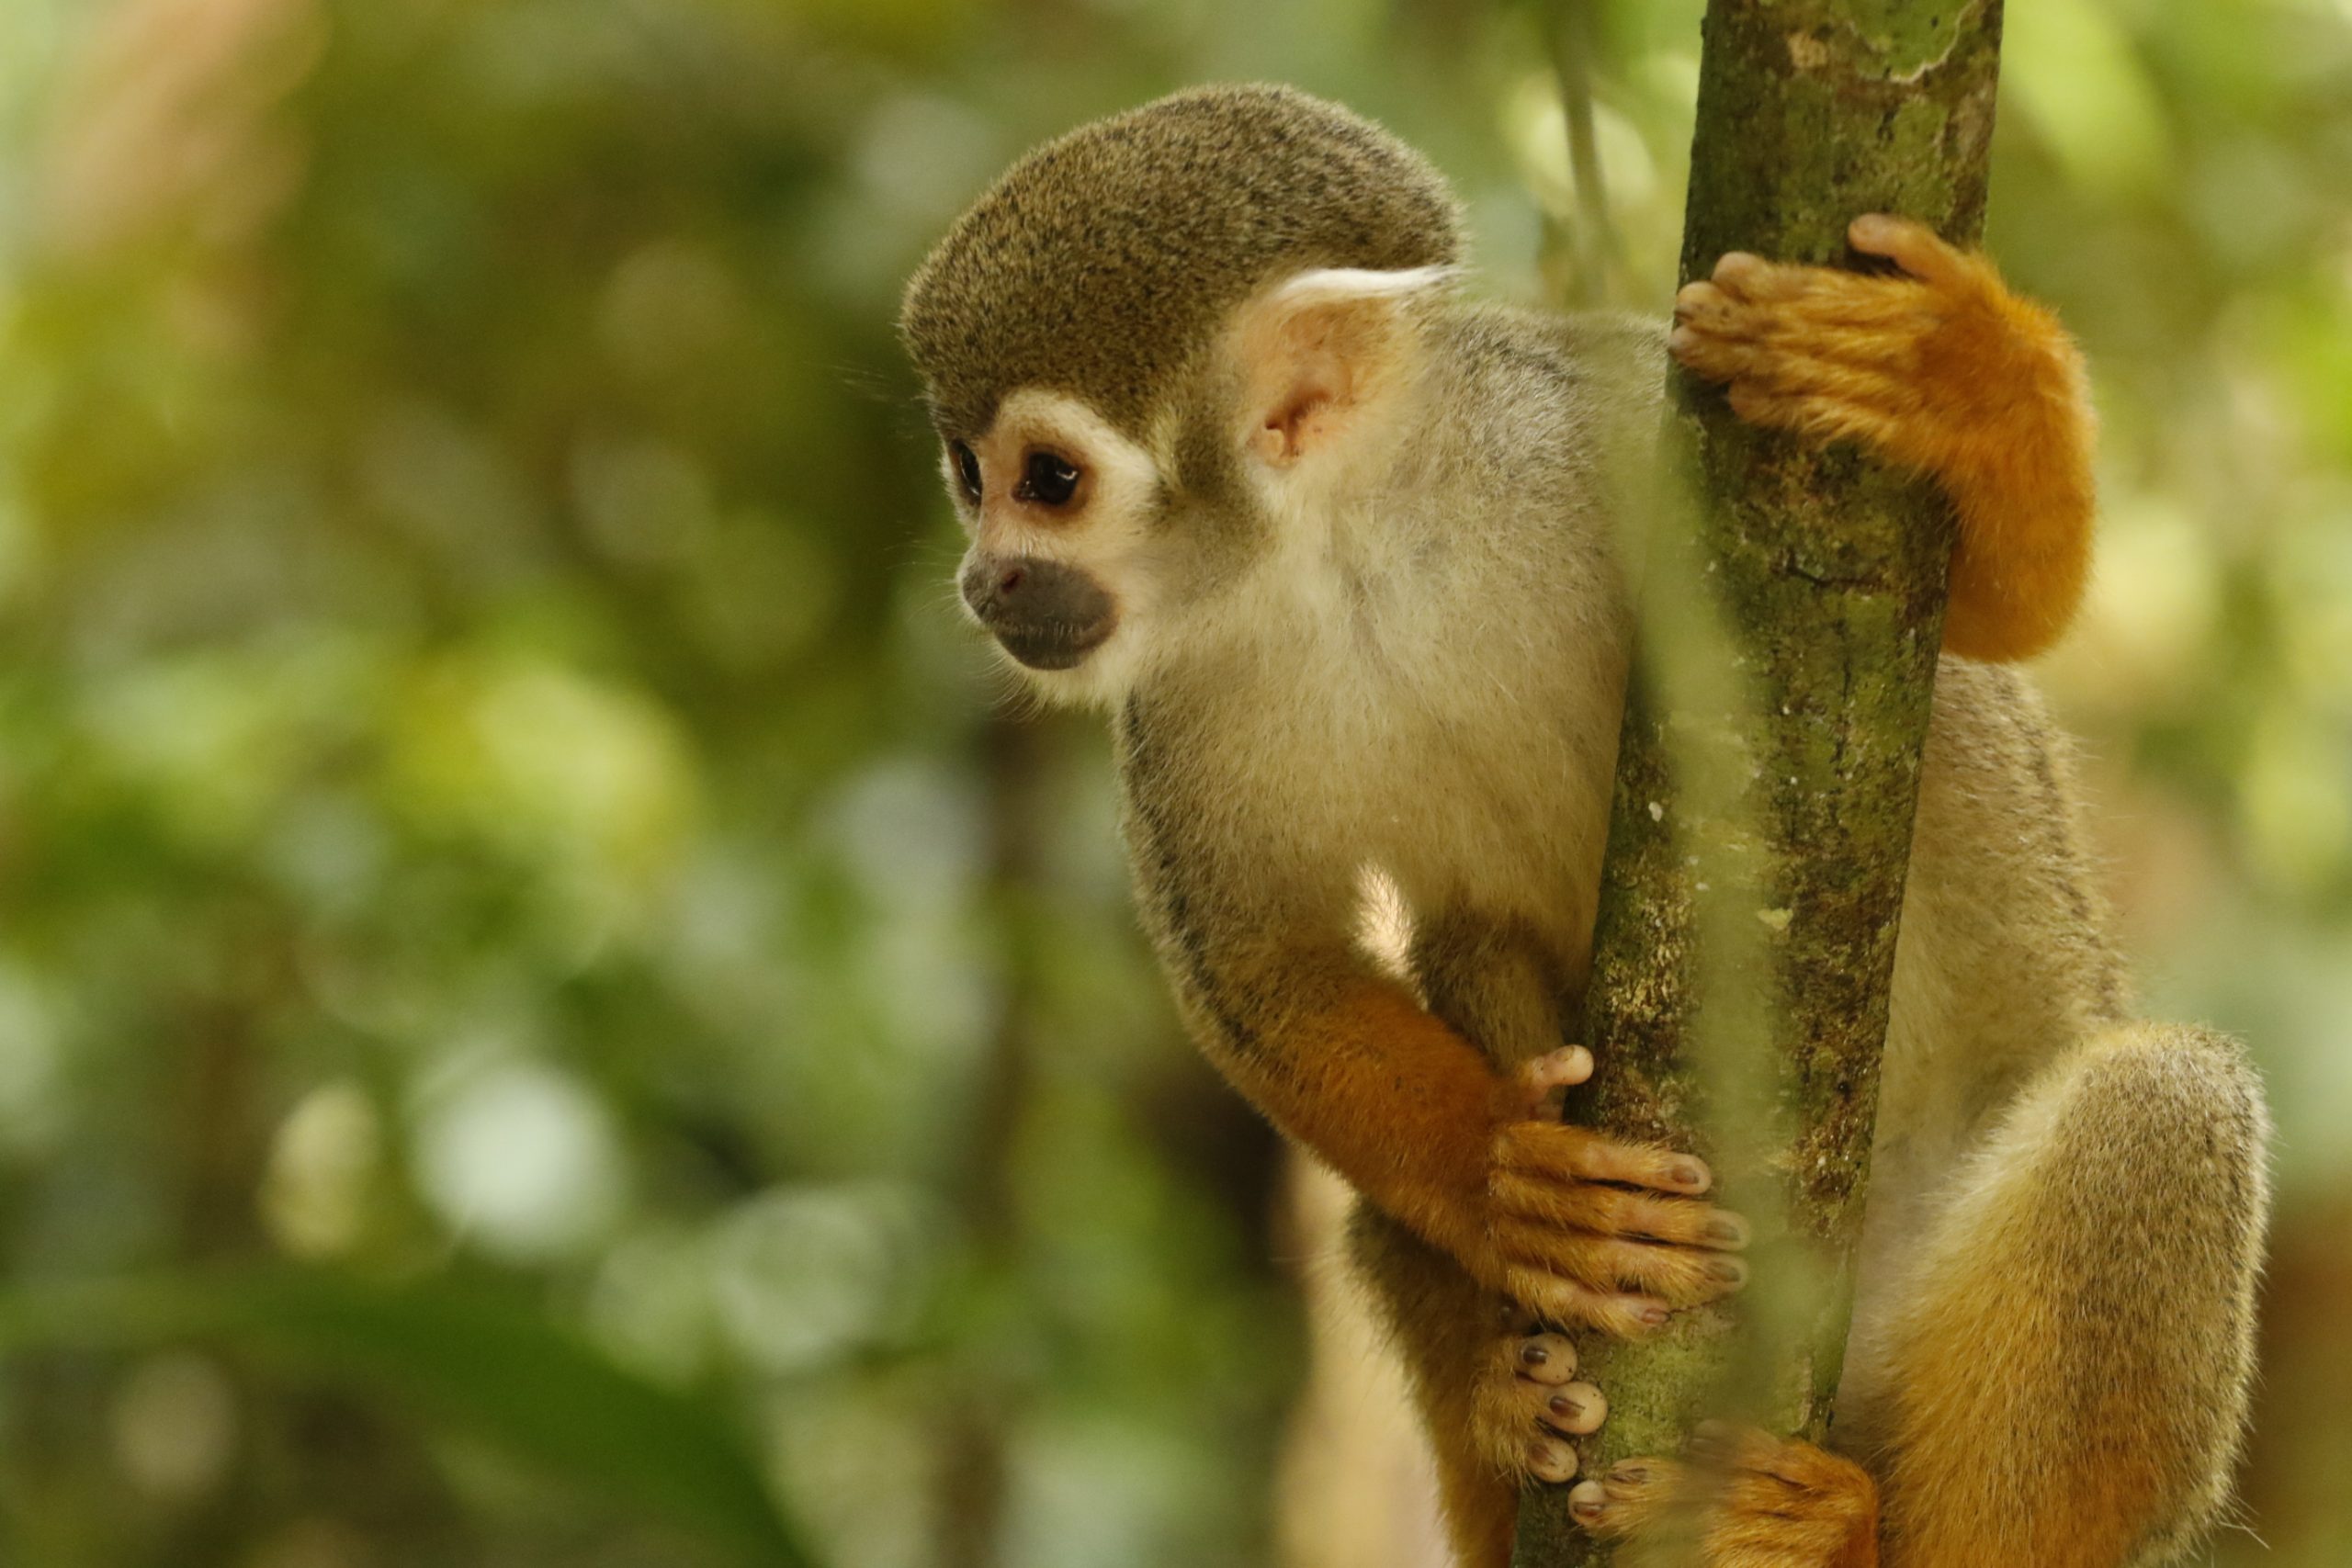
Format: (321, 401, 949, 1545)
(1213, 974, 1749, 1338)
(1669, 213, 2097, 664)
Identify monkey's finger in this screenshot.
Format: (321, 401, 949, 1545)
(1669, 322, 1766, 384)
(1769, 275, 1940, 338)
(1496, 1122, 1712, 1195)
(1725, 379, 1906, 451)
(1490, 1172, 1747, 1250)
(1710, 251, 1823, 303)
(1521, 1045, 1592, 1094)
(1494, 1222, 1746, 1307)
(1724, 331, 1917, 407)
(1503, 1268, 1671, 1338)
(1849, 212, 1973, 289)
(1672, 278, 1740, 329)
(1683, 277, 1943, 381)
(1500, 1045, 1592, 1122)
(1496, 1224, 1742, 1310)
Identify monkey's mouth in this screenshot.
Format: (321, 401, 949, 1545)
(993, 615, 1116, 671)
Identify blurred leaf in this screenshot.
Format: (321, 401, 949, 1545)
(0, 1268, 820, 1567)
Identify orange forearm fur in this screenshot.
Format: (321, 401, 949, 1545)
(1214, 975, 1497, 1257)
(1882, 257, 2096, 663)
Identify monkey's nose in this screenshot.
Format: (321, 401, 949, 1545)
(960, 554, 1101, 623)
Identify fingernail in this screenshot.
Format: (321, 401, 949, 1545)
(1710, 1258, 1747, 1285)
(1640, 1304, 1669, 1326)
(1674, 1160, 1709, 1190)
(1521, 1343, 1550, 1368)
(1550, 1393, 1584, 1419)
(1610, 1462, 1650, 1485)
(1528, 1438, 1578, 1482)
(1706, 1215, 1747, 1245)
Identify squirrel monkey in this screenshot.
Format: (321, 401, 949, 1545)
(902, 85, 2268, 1568)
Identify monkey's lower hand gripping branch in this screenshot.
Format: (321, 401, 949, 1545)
(1209, 974, 1751, 1339)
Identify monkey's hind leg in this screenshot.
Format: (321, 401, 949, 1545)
(1569, 1023, 2267, 1568)
(1347, 1202, 1604, 1568)
(1867, 1022, 2269, 1567)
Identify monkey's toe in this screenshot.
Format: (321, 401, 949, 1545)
(1471, 1325, 1610, 1485)
(1566, 1457, 1670, 1538)
(1569, 1427, 1880, 1564)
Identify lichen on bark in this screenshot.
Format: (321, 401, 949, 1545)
(1510, 2, 2006, 1564)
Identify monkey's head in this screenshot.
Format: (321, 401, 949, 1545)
(902, 84, 1464, 706)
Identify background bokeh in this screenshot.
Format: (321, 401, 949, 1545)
(2, 1, 2348, 1564)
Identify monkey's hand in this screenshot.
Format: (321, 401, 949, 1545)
(1669, 213, 2095, 663)
(1568, 1422, 1880, 1567)
(1471, 1048, 1750, 1339)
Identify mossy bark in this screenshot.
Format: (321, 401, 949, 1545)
(1513, 3, 2005, 1563)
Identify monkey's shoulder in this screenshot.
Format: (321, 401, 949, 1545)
(1418, 302, 1667, 489)
(1430, 302, 1664, 402)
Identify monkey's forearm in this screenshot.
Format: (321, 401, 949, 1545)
(1924, 317, 2094, 665)
(1174, 953, 1745, 1337)
(1205, 972, 1496, 1254)
(1881, 243, 2094, 664)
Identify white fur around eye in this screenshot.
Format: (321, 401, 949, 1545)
(973, 388, 1163, 710)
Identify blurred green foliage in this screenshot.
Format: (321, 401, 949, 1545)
(0, 0, 2348, 1564)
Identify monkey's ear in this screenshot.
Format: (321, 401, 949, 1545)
(1227, 265, 1455, 468)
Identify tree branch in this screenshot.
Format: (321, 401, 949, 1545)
(1513, 2, 2006, 1562)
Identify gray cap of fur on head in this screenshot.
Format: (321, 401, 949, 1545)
(901, 84, 1464, 439)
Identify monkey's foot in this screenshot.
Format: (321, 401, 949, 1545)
(1469, 1315, 1607, 1485)
(1567, 1423, 1879, 1567)
(1477, 1049, 1751, 1338)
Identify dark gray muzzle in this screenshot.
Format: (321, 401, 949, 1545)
(959, 553, 1118, 671)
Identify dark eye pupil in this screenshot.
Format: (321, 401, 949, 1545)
(1023, 452, 1080, 506)
(951, 442, 982, 500)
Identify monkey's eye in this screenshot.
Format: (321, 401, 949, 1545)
(1019, 451, 1081, 508)
(950, 441, 982, 502)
